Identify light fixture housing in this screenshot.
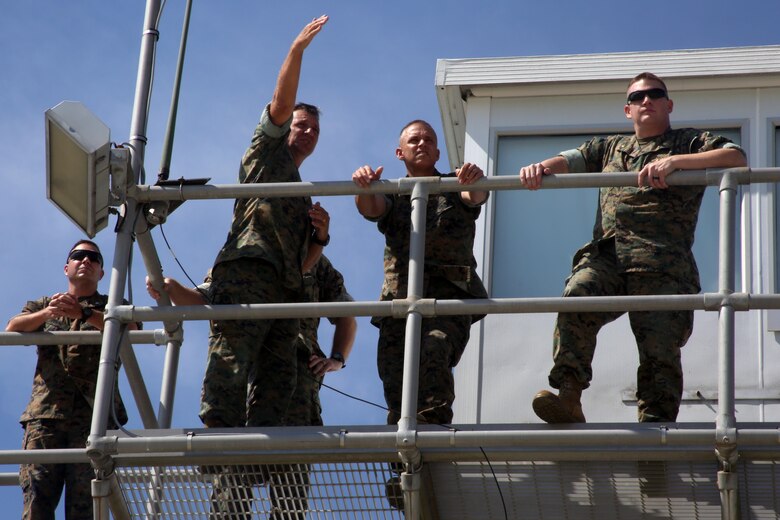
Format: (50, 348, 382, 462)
(45, 101, 112, 238)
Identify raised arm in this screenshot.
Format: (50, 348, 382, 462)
(269, 15, 328, 126)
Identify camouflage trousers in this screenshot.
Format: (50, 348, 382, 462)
(378, 313, 472, 425)
(20, 406, 95, 520)
(284, 342, 325, 427)
(200, 258, 300, 428)
(551, 244, 698, 422)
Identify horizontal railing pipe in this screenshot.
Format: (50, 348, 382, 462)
(0, 330, 170, 346)
(129, 167, 779, 202)
(106, 292, 780, 325)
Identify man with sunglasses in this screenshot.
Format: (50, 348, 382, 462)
(519, 72, 747, 424)
(6, 240, 136, 520)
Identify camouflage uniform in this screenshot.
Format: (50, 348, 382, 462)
(366, 171, 488, 425)
(551, 128, 745, 422)
(285, 255, 353, 427)
(201, 104, 312, 428)
(18, 293, 128, 520)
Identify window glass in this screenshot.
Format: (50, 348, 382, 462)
(775, 127, 780, 292)
(492, 130, 742, 297)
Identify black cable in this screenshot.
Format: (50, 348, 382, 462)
(479, 446, 509, 520)
(154, 229, 509, 517)
(158, 223, 210, 301)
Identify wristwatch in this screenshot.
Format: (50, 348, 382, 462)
(81, 307, 94, 321)
(311, 233, 330, 247)
(330, 352, 346, 368)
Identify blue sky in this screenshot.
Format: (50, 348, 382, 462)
(0, 0, 778, 516)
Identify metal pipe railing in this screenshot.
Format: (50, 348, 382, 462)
(0, 330, 168, 346)
(109, 291, 780, 324)
(10, 159, 780, 515)
(128, 167, 780, 202)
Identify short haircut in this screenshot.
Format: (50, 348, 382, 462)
(67, 239, 102, 266)
(69, 239, 101, 254)
(399, 119, 436, 137)
(628, 72, 668, 92)
(293, 102, 321, 119)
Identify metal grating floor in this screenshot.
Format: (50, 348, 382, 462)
(113, 459, 780, 519)
(428, 460, 780, 520)
(116, 462, 405, 519)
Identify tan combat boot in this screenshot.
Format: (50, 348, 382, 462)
(532, 375, 586, 423)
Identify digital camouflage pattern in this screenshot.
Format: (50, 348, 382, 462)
(378, 293, 472, 425)
(200, 258, 300, 428)
(370, 171, 488, 306)
(550, 242, 697, 421)
(549, 128, 744, 422)
(286, 255, 353, 427)
(366, 172, 487, 425)
(21, 409, 94, 519)
(562, 128, 744, 285)
(16, 292, 127, 520)
(19, 294, 128, 424)
(212, 104, 312, 292)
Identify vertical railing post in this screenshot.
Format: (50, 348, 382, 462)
(135, 232, 182, 429)
(397, 179, 435, 520)
(87, 1, 162, 518)
(715, 169, 740, 520)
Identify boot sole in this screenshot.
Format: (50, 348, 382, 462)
(532, 392, 584, 424)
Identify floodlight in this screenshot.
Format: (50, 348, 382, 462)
(45, 101, 112, 238)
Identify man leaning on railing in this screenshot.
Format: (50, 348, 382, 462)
(519, 72, 747, 425)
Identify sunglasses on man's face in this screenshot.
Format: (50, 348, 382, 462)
(626, 88, 668, 105)
(68, 249, 103, 266)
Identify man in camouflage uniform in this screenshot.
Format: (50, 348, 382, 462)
(270, 254, 356, 518)
(285, 254, 356, 427)
(6, 240, 134, 520)
(519, 72, 747, 424)
(147, 253, 356, 426)
(200, 15, 330, 432)
(352, 120, 488, 426)
(147, 252, 355, 518)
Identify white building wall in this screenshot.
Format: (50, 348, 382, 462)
(444, 56, 780, 425)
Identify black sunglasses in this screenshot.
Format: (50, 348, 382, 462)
(626, 87, 668, 104)
(68, 249, 103, 266)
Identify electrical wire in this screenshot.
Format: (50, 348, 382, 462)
(158, 223, 210, 301)
(156, 229, 508, 516)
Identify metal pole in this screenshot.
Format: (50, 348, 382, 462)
(135, 231, 182, 428)
(157, 0, 193, 182)
(119, 334, 159, 429)
(397, 180, 435, 520)
(0, 330, 168, 346)
(89, 1, 162, 519)
(128, 167, 780, 203)
(716, 171, 740, 520)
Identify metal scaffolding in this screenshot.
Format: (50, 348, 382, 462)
(4, 165, 780, 518)
(4, 0, 780, 517)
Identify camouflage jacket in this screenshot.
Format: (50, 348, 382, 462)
(367, 171, 488, 310)
(213, 104, 312, 292)
(297, 255, 354, 355)
(19, 293, 128, 425)
(561, 128, 744, 286)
